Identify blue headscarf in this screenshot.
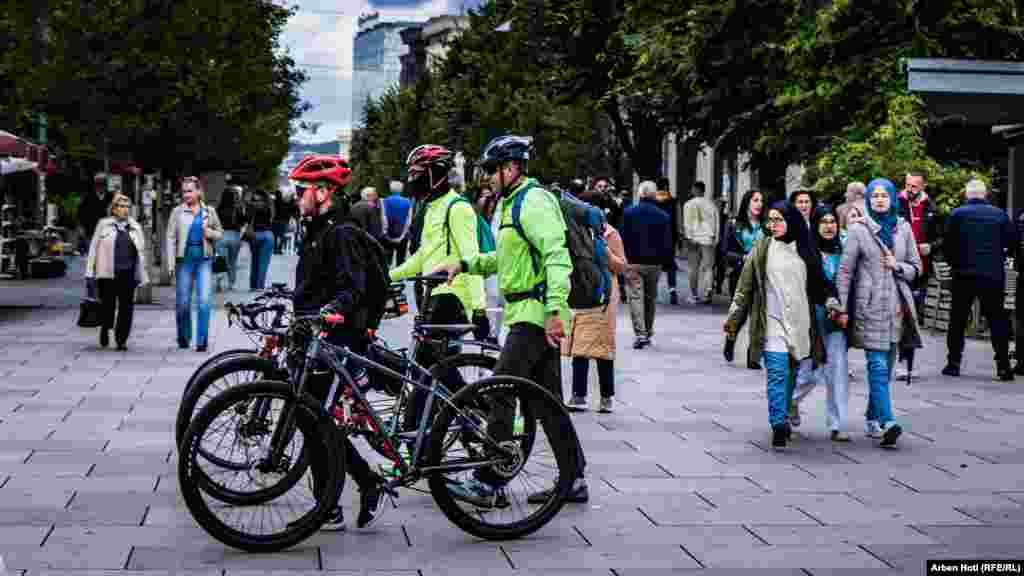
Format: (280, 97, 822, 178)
(865, 178, 899, 249)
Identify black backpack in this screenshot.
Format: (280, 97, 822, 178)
(316, 219, 391, 332)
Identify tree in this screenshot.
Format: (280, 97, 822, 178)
(23, 0, 308, 180)
(802, 95, 991, 213)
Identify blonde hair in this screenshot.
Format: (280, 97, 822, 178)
(108, 193, 132, 216)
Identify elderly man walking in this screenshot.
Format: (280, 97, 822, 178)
(683, 181, 719, 304)
(622, 181, 673, 349)
(942, 179, 1017, 381)
(837, 181, 866, 231)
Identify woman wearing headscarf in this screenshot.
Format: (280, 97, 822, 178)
(723, 189, 765, 369)
(724, 201, 834, 448)
(85, 193, 148, 351)
(834, 178, 922, 448)
(795, 204, 851, 441)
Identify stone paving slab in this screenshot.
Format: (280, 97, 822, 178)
(3, 260, 1024, 572)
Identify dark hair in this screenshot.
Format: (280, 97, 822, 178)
(735, 189, 762, 232)
(788, 189, 816, 216)
(692, 181, 706, 192)
(220, 187, 237, 212)
(656, 177, 670, 191)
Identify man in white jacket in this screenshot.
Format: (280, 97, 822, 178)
(682, 181, 719, 304)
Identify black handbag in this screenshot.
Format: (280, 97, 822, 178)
(77, 298, 105, 328)
(213, 255, 228, 274)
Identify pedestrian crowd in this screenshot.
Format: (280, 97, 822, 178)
(74, 136, 1021, 529)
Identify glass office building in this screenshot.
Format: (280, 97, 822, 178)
(351, 15, 424, 128)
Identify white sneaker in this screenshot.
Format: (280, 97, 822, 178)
(895, 368, 917, 381)
(865, 420, 883, 439)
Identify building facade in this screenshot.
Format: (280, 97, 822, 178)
(351, 13, 425, 128)
(400, 15, 469, 88)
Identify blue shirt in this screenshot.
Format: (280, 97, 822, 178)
(738, 223, 764, 255)
(383, 195, 412, 239)
(185, 208, 206, 260)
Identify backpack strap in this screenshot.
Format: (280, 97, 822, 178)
(444, 195, 471, 256)
(500, 183, 548, 304)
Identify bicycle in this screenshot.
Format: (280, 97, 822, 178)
(175, 276, 500, 505)
(178, 298, 578, 552)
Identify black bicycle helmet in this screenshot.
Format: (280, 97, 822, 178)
(478, 135, 533, 172)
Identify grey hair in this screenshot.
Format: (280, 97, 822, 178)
(389, 180, 403, 194)
(846, 181, 865, 199)
(360, 187, 377, 200)
(637, 180, 658, 199)
(965, 179, 987, 198)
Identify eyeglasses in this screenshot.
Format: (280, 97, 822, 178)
(766, 216, 785, 223)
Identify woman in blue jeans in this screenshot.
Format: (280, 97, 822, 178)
(724, 201, 833, 449)
(216, 186, 245, 290)
(835, 178, 922, 448)
(166, 177, 224, 351)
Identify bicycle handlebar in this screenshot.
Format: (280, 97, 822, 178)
(404, 273, 450, 286)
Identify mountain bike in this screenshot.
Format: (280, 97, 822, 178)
(178, 303, 578, 552)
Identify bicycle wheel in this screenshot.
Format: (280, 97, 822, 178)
(175, 353, 284, 448)
(178, 380, 344, 553)
(183, 348, 257, 397)
(426, 375, 576, 540)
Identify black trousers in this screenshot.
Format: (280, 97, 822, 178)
(482, 323, 585, 483)
(403, 293, 468, 431)
(392, 237, 409, 268)
(98, 271, 137, 345)
(1017, 276, 1024, 365)
(306, 338, 377, 500)
(947, 274, 1011, 369)
(572, 357, 614, 398)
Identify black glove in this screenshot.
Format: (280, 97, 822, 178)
(472, 310, 491, 341)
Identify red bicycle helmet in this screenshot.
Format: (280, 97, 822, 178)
(289, 155, 352, 188)
(406, 144, 454, 182)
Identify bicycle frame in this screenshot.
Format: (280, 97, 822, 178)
(265, 324, 510, 489)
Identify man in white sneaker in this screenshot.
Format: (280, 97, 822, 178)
(683, 181, 719, 304)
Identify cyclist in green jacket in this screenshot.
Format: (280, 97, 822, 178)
(390, 144, 488, 430)
(436, 135, 589, 507)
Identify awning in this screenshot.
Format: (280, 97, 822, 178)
(1, 157, 39, 175)
(908, 58, 1024, 126)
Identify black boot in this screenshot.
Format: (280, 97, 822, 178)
(771, 423, 791, 449)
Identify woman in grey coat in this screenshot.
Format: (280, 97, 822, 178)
(834, 178, 922, 448)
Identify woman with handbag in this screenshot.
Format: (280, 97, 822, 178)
(167, 176, 223, 352)
(84, 193, 148, 350)
(724, 201, 834, 449)
(564, 193, 629, 414)
(834, 178, 922, 448)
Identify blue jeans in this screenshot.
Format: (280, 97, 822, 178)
(222, 230, 242, 288)
(763, 351, 797, 427)
(249, 230, 274, 290)
(176, 255, 212, 347)
(865, 345, 897, 426)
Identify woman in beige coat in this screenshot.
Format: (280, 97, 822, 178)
(564, 212, 628, 413)
(85, 193, 149, 350)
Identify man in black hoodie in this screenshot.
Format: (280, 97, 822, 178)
(288, 155, 386, 532)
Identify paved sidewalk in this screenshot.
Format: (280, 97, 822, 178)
(1, 261, 1023, 574)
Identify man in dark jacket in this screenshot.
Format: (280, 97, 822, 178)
(942, 179, 1017, 381)
(78, 174, 112, 254)
(621, 180, 673, 349)
(290, 159, 386, 532)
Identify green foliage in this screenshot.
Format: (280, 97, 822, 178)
(802, 95, 992, 213)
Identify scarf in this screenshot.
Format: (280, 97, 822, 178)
(865, 178, 899, 249)
(811, 203, 841, 255)
(768, 200, 829, 305)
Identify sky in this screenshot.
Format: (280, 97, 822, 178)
(281, 0, 485, 144)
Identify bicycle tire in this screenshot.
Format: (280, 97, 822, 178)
(176, 353, 283, 448)
(183, 348, 257, 397)
(426, 375, 576, 540)
(178, 380, 344, 553)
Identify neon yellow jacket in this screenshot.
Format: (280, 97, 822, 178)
(390, 190, 485, 316)
(464, 177, 572, 330)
